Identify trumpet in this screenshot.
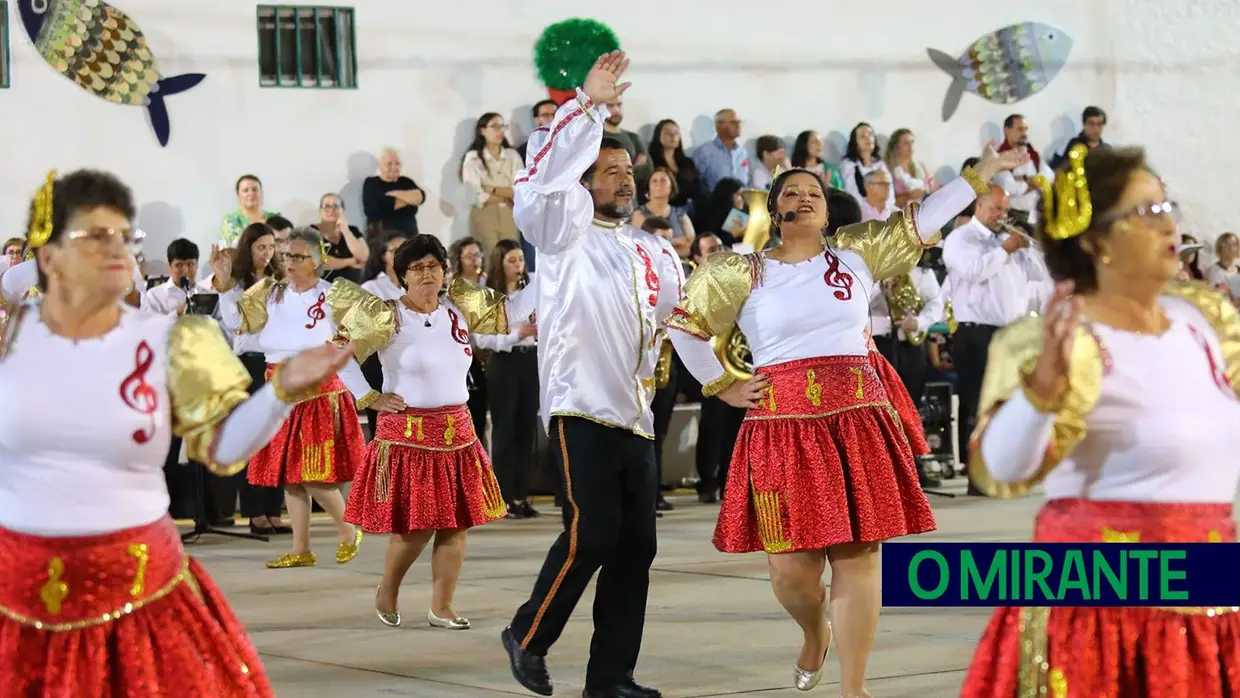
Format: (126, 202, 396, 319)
(997, 218, 1040, 250)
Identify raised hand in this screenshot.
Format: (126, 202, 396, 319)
(209, 244, 232, 280)
(276, 342, 355, 399)
(975, 140, 1030, 181)
(1025, 281, 1080, 409)
(717, 374, 772, 410)
(582, 50, 631, 105)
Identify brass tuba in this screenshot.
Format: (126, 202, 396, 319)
(739, 188, 773, 252)
(711, 325, 754, 382)
(882, 274, 927, 345)
(654, 331, 674, 389)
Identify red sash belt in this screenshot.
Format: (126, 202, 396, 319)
(374, 404, 476, 451)
(264, 364, 346, 402)
(748, 356, 888, 421)
(1035, 498, 1236, 544)
(0, 517, 188, 631)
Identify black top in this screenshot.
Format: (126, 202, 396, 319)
(314, 224, 365, 283)
(362, 175, 421, 235)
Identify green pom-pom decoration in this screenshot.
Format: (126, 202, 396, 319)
(534, 19, 621, 90)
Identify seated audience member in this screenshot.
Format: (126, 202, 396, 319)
(859, 169, 897, 221)
(267, 215, 294, 254)
(885, 128, 937, 207)
(311, 194, 368, 283)
(632, 168, 696, 258)
(841, 122, 893, 209)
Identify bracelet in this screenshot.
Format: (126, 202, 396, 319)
(1019, 364, 1066, 414)
(269, 364, 319, 405)
(960, 166, 991, 197)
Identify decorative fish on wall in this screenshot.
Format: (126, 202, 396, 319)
(16, 0, 205, 147)
(928, 22, 1073, 122)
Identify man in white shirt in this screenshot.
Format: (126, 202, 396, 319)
(502, 52, 681, 698)
(869, 266, 945, 405)
(942, 185, 1051, 495)
(142, 238, 205, 315)
(992, 114, 1055, 224)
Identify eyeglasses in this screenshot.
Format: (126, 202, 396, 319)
(284, 253, 314, 263)
(407, 262, 444, 275)
(64, 227, 146, 255)
(321, 203, 341, 210)
(1098, 200, 1180, 225)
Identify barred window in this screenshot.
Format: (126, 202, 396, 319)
(0, 1, 10, 89)
(256, 6, 357, 88)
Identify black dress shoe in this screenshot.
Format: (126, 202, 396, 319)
(582, 678, 662, 698)
(501, 626, 552, 696)
(250, 523, 275, 535)
(655, 497, 673, 512)
(697, 491, 718, 504)
(521, 501, 541, 518)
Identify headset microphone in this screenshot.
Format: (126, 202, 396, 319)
(781, 211, 799, 222)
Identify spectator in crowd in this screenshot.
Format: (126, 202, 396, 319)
(3, 238, 24, 268)
(363, 148, 423, 236)
(310, 194, 368, 283)
(266, 214, 294, 255)
(518, 99, 557, 161)
(749, 135, 788, 190)
(648, 119, 707, 215)
(1177, 233, 1205, 282)
(1205, 231, 1240, 301)
(859, 169, 897, 221)
(841, 122, 893, 209)
(885, 128, 937, 207)
(993, 114, 1056, 223)
(220, 174, 278, 248)
(705, 177, 748, 246)
(603, 98, 652, 187)
(1049, 105, 1109, 169)
(631, 167, 696, 257)
(790, 130, 845, 190)
(693, 108, 749, 191)
(460, 113, 523, 252)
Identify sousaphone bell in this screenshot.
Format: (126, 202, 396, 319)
(708, 187, 771, 382)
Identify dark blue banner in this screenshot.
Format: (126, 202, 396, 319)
(882, 543, 1240, 607)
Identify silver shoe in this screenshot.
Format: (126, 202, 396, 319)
(794, 619, 834, 691)
(427, 609, 471, 630)
(374, 586, 401, 628)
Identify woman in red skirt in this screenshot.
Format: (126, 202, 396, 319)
(667, 148, 1024, 696)
(339, 234, 511, 630)
(235, 228, 375, 568)
(0, 169, 354, 696)
(963, 146, 1240, 697)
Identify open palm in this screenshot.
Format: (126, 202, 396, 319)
(582, 51, 631, 105)
(278, 342, 355, 397)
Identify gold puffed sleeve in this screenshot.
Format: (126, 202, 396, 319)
(237, 276, 279, 334)
(832, 203, 938, 282)
(1163, 280, 1240, 398)
(167, 315, 254, 476)
(663, 251, 756, 340)
(447, 276, 510, 335)
(967, 315, 1104, 498)
(326, 279, 399, 362)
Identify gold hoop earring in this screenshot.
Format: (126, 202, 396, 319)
(1099, 254, 1111, 265)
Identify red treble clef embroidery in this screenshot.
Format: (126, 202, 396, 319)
(822, 249, 854, 301)
(119, 341, 158, 444)
(448, 308, 470, 345)
(305, 292, 327, 329)
(1187, 324, 1233, 396)
(634, 245, 660, 307)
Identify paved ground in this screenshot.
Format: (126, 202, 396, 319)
(188, 480, 1091, 697)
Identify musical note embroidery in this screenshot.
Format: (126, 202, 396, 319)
(119, 341, 158, 444)
(448, 308, 470, 345)
(634, 245, 660, 307)
(822, 249, 854, 301)
(305, 292, 327, 329)
(1187, 324, 1233, 396)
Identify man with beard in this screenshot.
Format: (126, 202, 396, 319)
(991, 113, 1055, 224)
(501, 51, 682, 698)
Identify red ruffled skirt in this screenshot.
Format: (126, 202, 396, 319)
(867, 346, 929, 456)
(714, 355, 937, 554)
(0, 517, 272, 697)
(247, 367, 365, 487)
(345, 404, 507, 533)
(961, 498, 1240, 698)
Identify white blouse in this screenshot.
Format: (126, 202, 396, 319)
(981, 297, 1240, 502)
(361, 274, 404, 301)
(240, 279, 371, 399)
(462, 147, 524, 208)
(379, 300, 477, 408)
(0, 306, 292, 535)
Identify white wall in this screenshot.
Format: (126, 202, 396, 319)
(0, 0, 1234, 262)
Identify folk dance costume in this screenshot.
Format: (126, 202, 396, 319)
(233, 276, 373, 566)
(0, 306, 291, 697)
(865, 337, 929, 457)
(666, 173, 989, 554)
(340, 278, 511, 533)
(960, 283, 1240, 697)
(503, 89, 685, 694)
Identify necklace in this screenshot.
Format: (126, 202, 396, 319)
(400, 296, 438, 327)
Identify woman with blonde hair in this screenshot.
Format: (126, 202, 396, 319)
(962, 144, 1240, 696)
(883, 128, 937, 208)
(1204, 231, 1240, 301)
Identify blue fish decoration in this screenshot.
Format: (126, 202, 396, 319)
(928, 22, 1073, 122)
(16, 0, 205, 147)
